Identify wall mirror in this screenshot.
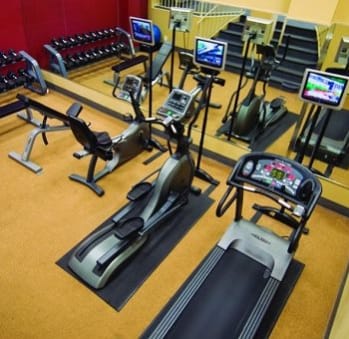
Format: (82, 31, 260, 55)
(40, 1, 349, 208)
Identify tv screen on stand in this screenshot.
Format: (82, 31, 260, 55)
(193, 37, 227, 72)
(129, 17, 155, 46)
(299, 69, 349, 110)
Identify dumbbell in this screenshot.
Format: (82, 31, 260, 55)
(96, 30, 105, 39)
(18, 68, 35, 83)
(75, 34, 86, 45)
(7, 49, 23, 63)
(68, 36, 78, 47)
(65, 54, 80, 68)
(7, 71, 25, 87)
(51, 38, 64, 50)
(0, 75, 8, 92)
(0, 74, 14, 90)
(83, 32, 93, 42)
(75, 52, 88, 65)
(101, 45, 112, 57)
(59, 37, 71, 49)
(0, 51, 10, 65)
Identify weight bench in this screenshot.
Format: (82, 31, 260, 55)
(8, 94, 82, 173)
(109, 54, 148, 88)
(141, 42, 172, 96)
(68, 115, 114, 196)
(0, 97, 46, 128)
(111, 42, 173, 102)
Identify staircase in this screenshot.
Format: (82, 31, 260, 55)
(270, 23, 319, 91)
(215, 17, 319, 92)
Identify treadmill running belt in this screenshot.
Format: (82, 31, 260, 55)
(143, 248, 304, 339)
(314, 110, 349, 141)
(165, 249, 269, 339)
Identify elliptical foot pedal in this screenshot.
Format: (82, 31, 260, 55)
(114, 217, 144, 239)
(270, 97, 284, 110)
(127, 182, 152, 201)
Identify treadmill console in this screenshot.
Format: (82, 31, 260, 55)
(157, 88, 195, 122)
(229, 153, 321, 205)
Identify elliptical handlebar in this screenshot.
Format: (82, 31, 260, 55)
(128, 89, 145, 121)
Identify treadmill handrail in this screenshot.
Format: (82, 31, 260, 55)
(217, 182, 293, 218)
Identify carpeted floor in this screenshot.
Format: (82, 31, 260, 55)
(0, 86, 348, 339)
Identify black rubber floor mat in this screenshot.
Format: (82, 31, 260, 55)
(57, 190, 214, 311)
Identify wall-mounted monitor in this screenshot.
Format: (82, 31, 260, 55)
(242, 16, 274, 45)
(335, 37, 349, 65)
(193, 37, 227, 72)
(299, 68, 349, 110)
(129, 17, 154, 46)
(169, 7, 193, 32)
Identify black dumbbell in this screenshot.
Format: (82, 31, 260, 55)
(75, 34, 86, 45)
(0, 75, 8, 92)
(0, 74, 14, 91)
(59, 37, 71, 49)
(65, 54, 80, 68)
(101, 45, 112, 56)
(18, 68, 35, 83)
(103, 29, 111, 37)
(7, 49, 23, 63)
(0, 51, 10, 65)
(15, 69, 27, 84)
(75, 52, 88, 65)
(63, 55, 74, 70)
(68, 36, 78, 47)
(90, 31, 98, 41)
(96, 30, 104, 39)
(7, 71, 25, 87)
(51, 38, 64, 50)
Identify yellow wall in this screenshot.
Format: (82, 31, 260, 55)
(287, 0, 338, 25)
(332, 0, 349, 24)
(204, 0, 290, 14)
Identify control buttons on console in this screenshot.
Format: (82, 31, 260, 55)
(242, 160, 254, 176)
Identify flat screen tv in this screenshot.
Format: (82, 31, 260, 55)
(299, 69, 349, 110)
(129, 17, 154, 46)
(193, 37, 227, 71)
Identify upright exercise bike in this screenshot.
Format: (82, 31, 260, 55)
(68, 83, 209, 288)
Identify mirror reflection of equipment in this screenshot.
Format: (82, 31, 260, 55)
(221, 16, 289, 144)
(168, 7, 193, 92)
(291, 45, 349, 177)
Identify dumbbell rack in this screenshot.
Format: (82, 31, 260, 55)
(44, 27, 135, 77)
(0, 49, 47, 95)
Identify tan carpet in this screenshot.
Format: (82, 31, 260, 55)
(0, 88, 348, 339)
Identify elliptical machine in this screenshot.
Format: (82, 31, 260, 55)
(68, 80, 211, 288)
(221, 18, 290, 143)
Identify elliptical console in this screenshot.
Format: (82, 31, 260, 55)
(157, 88, 196, 122)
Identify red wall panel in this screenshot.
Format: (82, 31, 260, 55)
(0, 0, 148, 68)
(0, 0, 27, 51)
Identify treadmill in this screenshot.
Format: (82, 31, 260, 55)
(142, 152, 322, 339)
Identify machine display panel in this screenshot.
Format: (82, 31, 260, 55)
(194, 37, 227, 71)
(299, 69, 349, 110)
(129, 17, 154, 46)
